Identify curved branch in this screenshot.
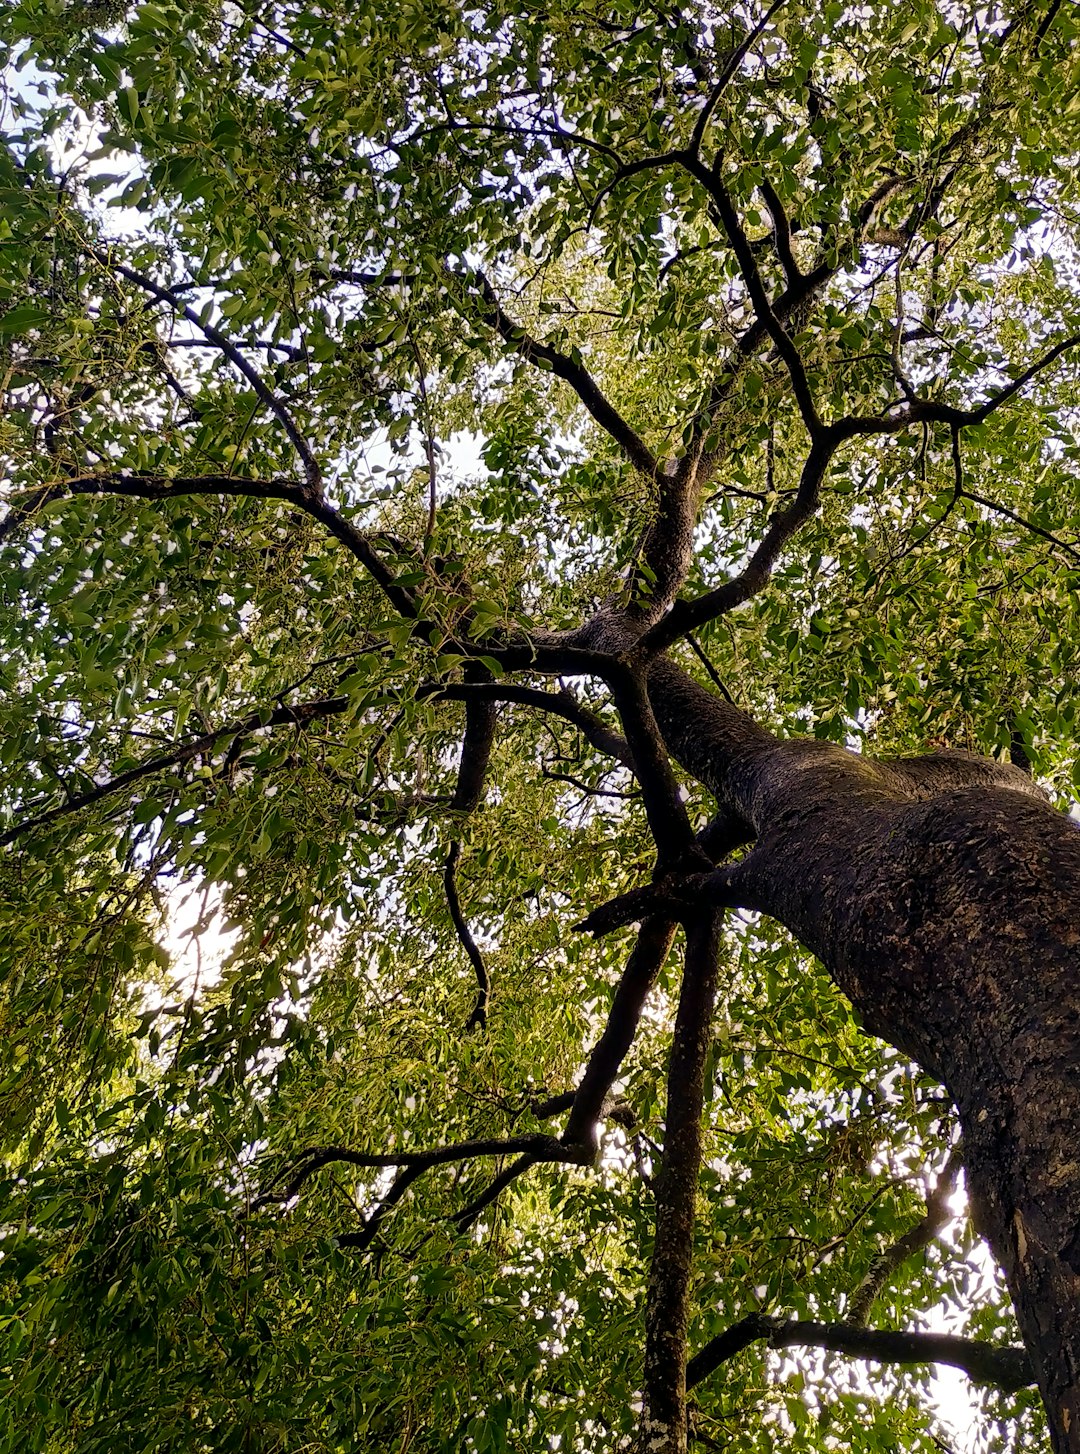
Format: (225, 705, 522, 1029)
(445, 841, 490, 1032)
(688, 0, 790, 158)
(641, 432, 840, 651)
(429, 682, 634, 769)
(253, 1132, 584, 1212)
(679, 156, 820, 435)
(562, 916, 677, 1149)
(849, 1151, 962, 1324)
(87, 248, 323, 490)
(0, 471, 416, 618)
(686, 1313, 1034, 1394)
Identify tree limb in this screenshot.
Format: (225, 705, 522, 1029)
(0, 695, 350, 848)
(428, 682, 634, 770)
(686, 1314, 1034, 1394)
(444, 841, 491, 1032)
(562, 916, 677, 1150)
(463, 271, 659, 476)
(86, 247, 323, 490)
(849, 1151, 963, 1324)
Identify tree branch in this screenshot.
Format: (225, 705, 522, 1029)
(640, 432, 841, 652)
(0, 695, 349, 848)
(0, 472, 416, 619)
(687, 0, 790, 158)
(849, 1151, 962, 1324)
(86, 248, 323, 490)
(444, 841, 491, 1032)
(680, 157, 820, 435)
(428, 682, 634, 770)
(464, 271, 659, 476)
(562, 916, 677, 1150)
(686, 1314, 1034, 1394)
(640, 911, 724, 1448)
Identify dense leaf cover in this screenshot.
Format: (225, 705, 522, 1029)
(0, 1, 1078, 1449)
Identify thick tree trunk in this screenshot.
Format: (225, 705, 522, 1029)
(645, 656, 1080, 1454)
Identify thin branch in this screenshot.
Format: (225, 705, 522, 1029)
(961, 487, 1080, 565)
(907, 330, 1080, 429)
(562, 916, 677, 1150)
(680, 156, 820, 434)
(0, 471, 416, 619)
(641, 432, 841, 652)
(335, 1134, 590, 1252)
(849, 1151, 962, 1324)
(253, 1132, 586, 1213)
(685, 632, 736, 702)
(687, 0, 790, 158)
(86, 248, 322, 490)
(686, 1314, 1033, 1394)
(0, 695, 349, 848)
(463, 271, 658, 476)
(541, 767, 639, 800)
(445, 841, 490, 1032)
(428, 682, 634, 769)
(450, 1153, 537, 1232)
(758, 176, 801, 287)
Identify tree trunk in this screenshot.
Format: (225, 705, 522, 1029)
(646, 656, 1080, 1454)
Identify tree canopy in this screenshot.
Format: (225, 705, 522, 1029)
(1, 1, 1079, 1451)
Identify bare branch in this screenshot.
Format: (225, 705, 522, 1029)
(562, 916, 677, 1149)
(687, 0, 790, 158)
(428, 682, 634, 769)
(445, 841, 491, 1032)
(686, 1314, 1034, 1394)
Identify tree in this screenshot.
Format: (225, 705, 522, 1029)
(1, 0, 1079, 1450)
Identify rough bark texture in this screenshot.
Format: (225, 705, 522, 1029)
(638, 912, 723, 1454)
(645, 656, 1080, 1454)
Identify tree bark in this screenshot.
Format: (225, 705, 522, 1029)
(644, 655, 1080, 1454)
(638, 912, 723, 1454)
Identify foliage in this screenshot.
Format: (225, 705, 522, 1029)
(0, 1, 1077, 1449)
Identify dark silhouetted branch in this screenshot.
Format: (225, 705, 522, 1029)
(563, 916, 677, 1149)
(686, 1314, 1033, 1394)
(445, 841, 490, 1031)
(465, 271, 658, 476)
(86, 248, 323, 489)
(0, 695, 349, 848)
(849, 1151, 962, 1324)
(429, 682, 634, 769)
